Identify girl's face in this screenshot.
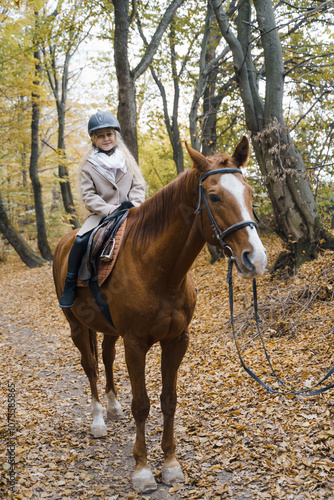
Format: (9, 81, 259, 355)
(94, 128, 117, 151)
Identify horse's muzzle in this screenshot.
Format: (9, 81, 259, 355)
(238, 248, 267, 278)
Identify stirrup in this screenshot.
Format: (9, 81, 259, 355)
(100, 239, 116, 262)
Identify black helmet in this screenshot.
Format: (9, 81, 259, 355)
(88, 110, 121, 136)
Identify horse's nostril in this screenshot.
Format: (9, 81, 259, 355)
(242, 251, 254, 271)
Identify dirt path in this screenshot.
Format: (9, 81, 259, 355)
(0, 257, 242, 499)
(0, 312, 253, 500)
(1, 247, 334, 499)
(0, 314, 185, 499)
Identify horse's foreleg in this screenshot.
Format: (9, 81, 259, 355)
(102, 334, 123, 419)
(160, 329, 189, 485)
(70, 323, 107, 438)
(124, 338, 157, 493)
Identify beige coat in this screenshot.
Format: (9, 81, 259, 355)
(77, 158, 145, 236)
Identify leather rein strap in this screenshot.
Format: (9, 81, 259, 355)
(196, 168, 334, 395)
(195, 168, 257, 254)
(227, 258, 334, 396)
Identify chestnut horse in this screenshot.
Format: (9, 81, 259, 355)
(53, 137, 267, 492)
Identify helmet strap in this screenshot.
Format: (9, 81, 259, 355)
(96, 145, 117, 156)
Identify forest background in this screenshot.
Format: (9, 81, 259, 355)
(2, 3, 334, 497)
(1, 0, 334, 270)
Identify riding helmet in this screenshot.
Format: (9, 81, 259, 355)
(88, 110, 121, 136)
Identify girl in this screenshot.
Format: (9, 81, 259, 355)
(59, 110, 146, 308)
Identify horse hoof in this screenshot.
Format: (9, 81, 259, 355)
(161, 465, 185, 485)
(132, 468, 157, 492)
(91, 424, 108, 438)
(107, 407, 124, 420)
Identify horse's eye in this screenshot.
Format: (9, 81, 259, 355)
(209, 193, 220, 203)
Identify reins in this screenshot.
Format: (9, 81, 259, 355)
(227, 259, 334, 397)
(196, 167, 334, 397)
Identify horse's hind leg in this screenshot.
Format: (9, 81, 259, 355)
(102, 334, 123, 419)
(160, 329, 189, 485)
(68, 316, 107, 438)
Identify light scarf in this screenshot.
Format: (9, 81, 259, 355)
(88, 147, 127, 184)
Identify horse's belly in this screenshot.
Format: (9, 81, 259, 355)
(113, 292, 196, 342)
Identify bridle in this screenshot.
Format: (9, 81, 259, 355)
(195, 167, 334, 396)
(196, 170, 334, 396)
(195, 168, 257, 257)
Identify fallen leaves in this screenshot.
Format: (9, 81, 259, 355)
(0, 238, 334, 498)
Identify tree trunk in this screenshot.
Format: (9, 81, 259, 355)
(41, 0, 86, 231)
(112, 0, 138, 161)
(0, 190, 44, 268)
(137, 15, 184, 174)
(189, 2, 230, 154)
(57, 99, 80, 229)
(252, 120, 322, 267)
(112, 0, 187, 163)
(189, 4, 214, 152)
(169, 19, 184, 174)
(201, 12, 221, 157)
(43, 27, 80, 230)
(210, 0, 334, 269)
(30, 32, 53, 261)
(149, 67, 184, 174)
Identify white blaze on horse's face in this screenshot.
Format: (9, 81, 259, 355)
(219, 173, 267, 278)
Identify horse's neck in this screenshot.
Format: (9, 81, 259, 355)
(168, 217, 205, 285)
(133, 169, 205, 286)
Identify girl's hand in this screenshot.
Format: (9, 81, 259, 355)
(108, 204, 120, 214)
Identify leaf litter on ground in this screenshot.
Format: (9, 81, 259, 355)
(0, 235, 333, 499)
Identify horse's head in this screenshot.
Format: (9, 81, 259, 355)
(186, 136, 267, 278)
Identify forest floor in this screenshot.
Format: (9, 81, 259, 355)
(0, 235, 334, 499)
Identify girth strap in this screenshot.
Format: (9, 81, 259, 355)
(89, 276, 115, 328)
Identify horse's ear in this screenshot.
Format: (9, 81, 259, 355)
(232, 136, 250, 167)
(185, 142, 209, 173)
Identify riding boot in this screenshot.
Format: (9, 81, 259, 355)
(59, 232, 91, 308)
(59, 272, 78, 308)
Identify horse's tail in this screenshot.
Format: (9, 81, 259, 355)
(89, 329, 98, 369)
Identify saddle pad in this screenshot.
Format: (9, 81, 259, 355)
(77, 219, 127, 288)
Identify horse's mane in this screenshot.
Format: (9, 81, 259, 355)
(125, 168, 199, 249)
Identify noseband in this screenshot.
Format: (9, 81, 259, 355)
(195, 168, 257, 256)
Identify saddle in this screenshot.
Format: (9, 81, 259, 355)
(77, 202, 132, 288)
